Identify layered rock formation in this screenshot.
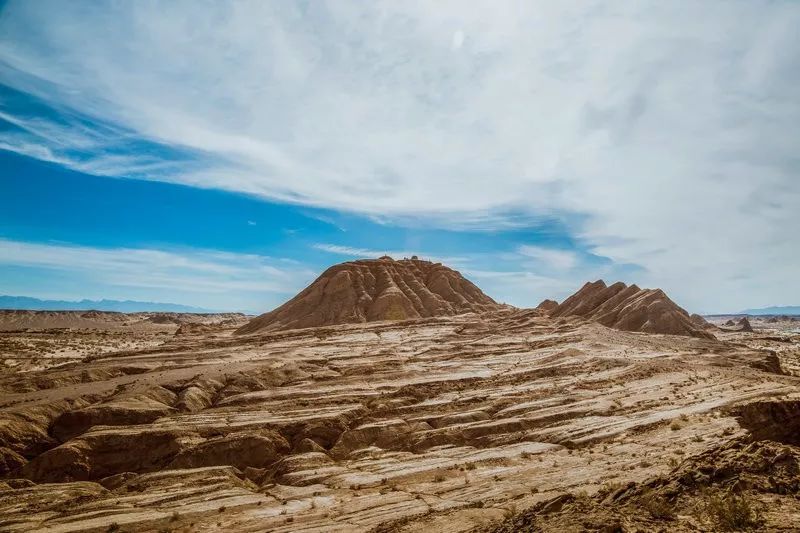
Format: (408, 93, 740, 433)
(535, 299, 559, 314)
(550, 280, 714, 339)
(236, 257, 498, 333)
(1, 305, 794, 531)
(738, 316, 754, 332)
(689, 313, 714, 329)
(485, 435, 800, 533)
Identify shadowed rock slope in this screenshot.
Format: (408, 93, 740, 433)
(551, 280, 714, 339)
(237, 257, 499, 334)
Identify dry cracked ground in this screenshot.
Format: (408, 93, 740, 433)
(1, 311, 799, 532)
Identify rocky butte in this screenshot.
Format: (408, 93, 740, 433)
(236, 256, 500, 334)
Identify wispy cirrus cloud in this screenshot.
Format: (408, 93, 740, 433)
(0, 239, 316, 311)
(312, 243, 468, 265)
(517, 245, 578, 270)
(0, 1, 798, 311)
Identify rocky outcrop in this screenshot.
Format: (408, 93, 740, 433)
(0, 400, 89, 458)
(237, 257, 499, 333)
(689, 313, 714, 329)
(484, 436, 800, 533)
(51, 388, 177, 441)
(0, 446, 26, 476)
(168, 430, 289, 470)
(330, 419, 432, 458)
(175, 380, 222, 412)
(23, 427, 202, 482)
(535, 299, 559, 314)
(738, 316, 754, 332)
(550, 280, 714, 339)
(734, 399, 800, 445)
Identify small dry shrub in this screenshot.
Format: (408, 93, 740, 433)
(700, 491, 763, 531)
(502, 503, 517, 519)
(642, 491, 675, 520)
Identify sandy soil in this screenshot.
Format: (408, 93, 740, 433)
(0, 312, 248, 374)
(0, 309, 798, 532)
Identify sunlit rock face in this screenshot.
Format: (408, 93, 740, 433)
(236, 256, 499, 334)
(551, 280, 715, 339)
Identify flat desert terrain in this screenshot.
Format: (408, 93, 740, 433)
(0, 313, 798, 532)
(1, 260, 799, 532)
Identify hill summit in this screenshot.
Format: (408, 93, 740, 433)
(236, 256, 499, 334)
(549, 280, 714, 339)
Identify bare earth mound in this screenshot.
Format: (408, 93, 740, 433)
(551, 280, 714, 339)
(738, 316, 755, 332)
(237, 256, 499, 334)
(535, 299, 559, 314)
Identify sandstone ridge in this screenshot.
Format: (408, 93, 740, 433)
(551, 280, 714, 339)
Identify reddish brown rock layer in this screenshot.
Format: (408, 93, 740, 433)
(535, 299, 559, 314)
(236, 257, 498, 333)
(551, 280, 714, 339)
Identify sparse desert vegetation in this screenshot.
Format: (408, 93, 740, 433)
(0, 258, 798, 532)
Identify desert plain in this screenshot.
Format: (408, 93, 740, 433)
(1, 257, 799, 532)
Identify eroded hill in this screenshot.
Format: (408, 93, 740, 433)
(550, 280, 714, 339)
(236, 257, 499, 334)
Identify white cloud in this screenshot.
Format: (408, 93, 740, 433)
(313, 244, 397, 257)
(451, 30, 465, 50)
(463, 269, 579, 307)
(0, 239, 316, 311)
(517, 245, 577, 270)
(0, 1, 798, 311)
(312, 243, 467, 265)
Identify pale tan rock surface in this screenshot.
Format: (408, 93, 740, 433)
(0, 305, 796, 531)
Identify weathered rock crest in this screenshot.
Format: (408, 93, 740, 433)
(551, 280, 714, 339)
(237, 257, 499, 333)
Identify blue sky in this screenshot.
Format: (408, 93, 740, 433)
(1, 1, 798, 313)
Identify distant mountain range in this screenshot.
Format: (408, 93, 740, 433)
(0, 295, 216, 313)
(738, 305, 800, 316)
